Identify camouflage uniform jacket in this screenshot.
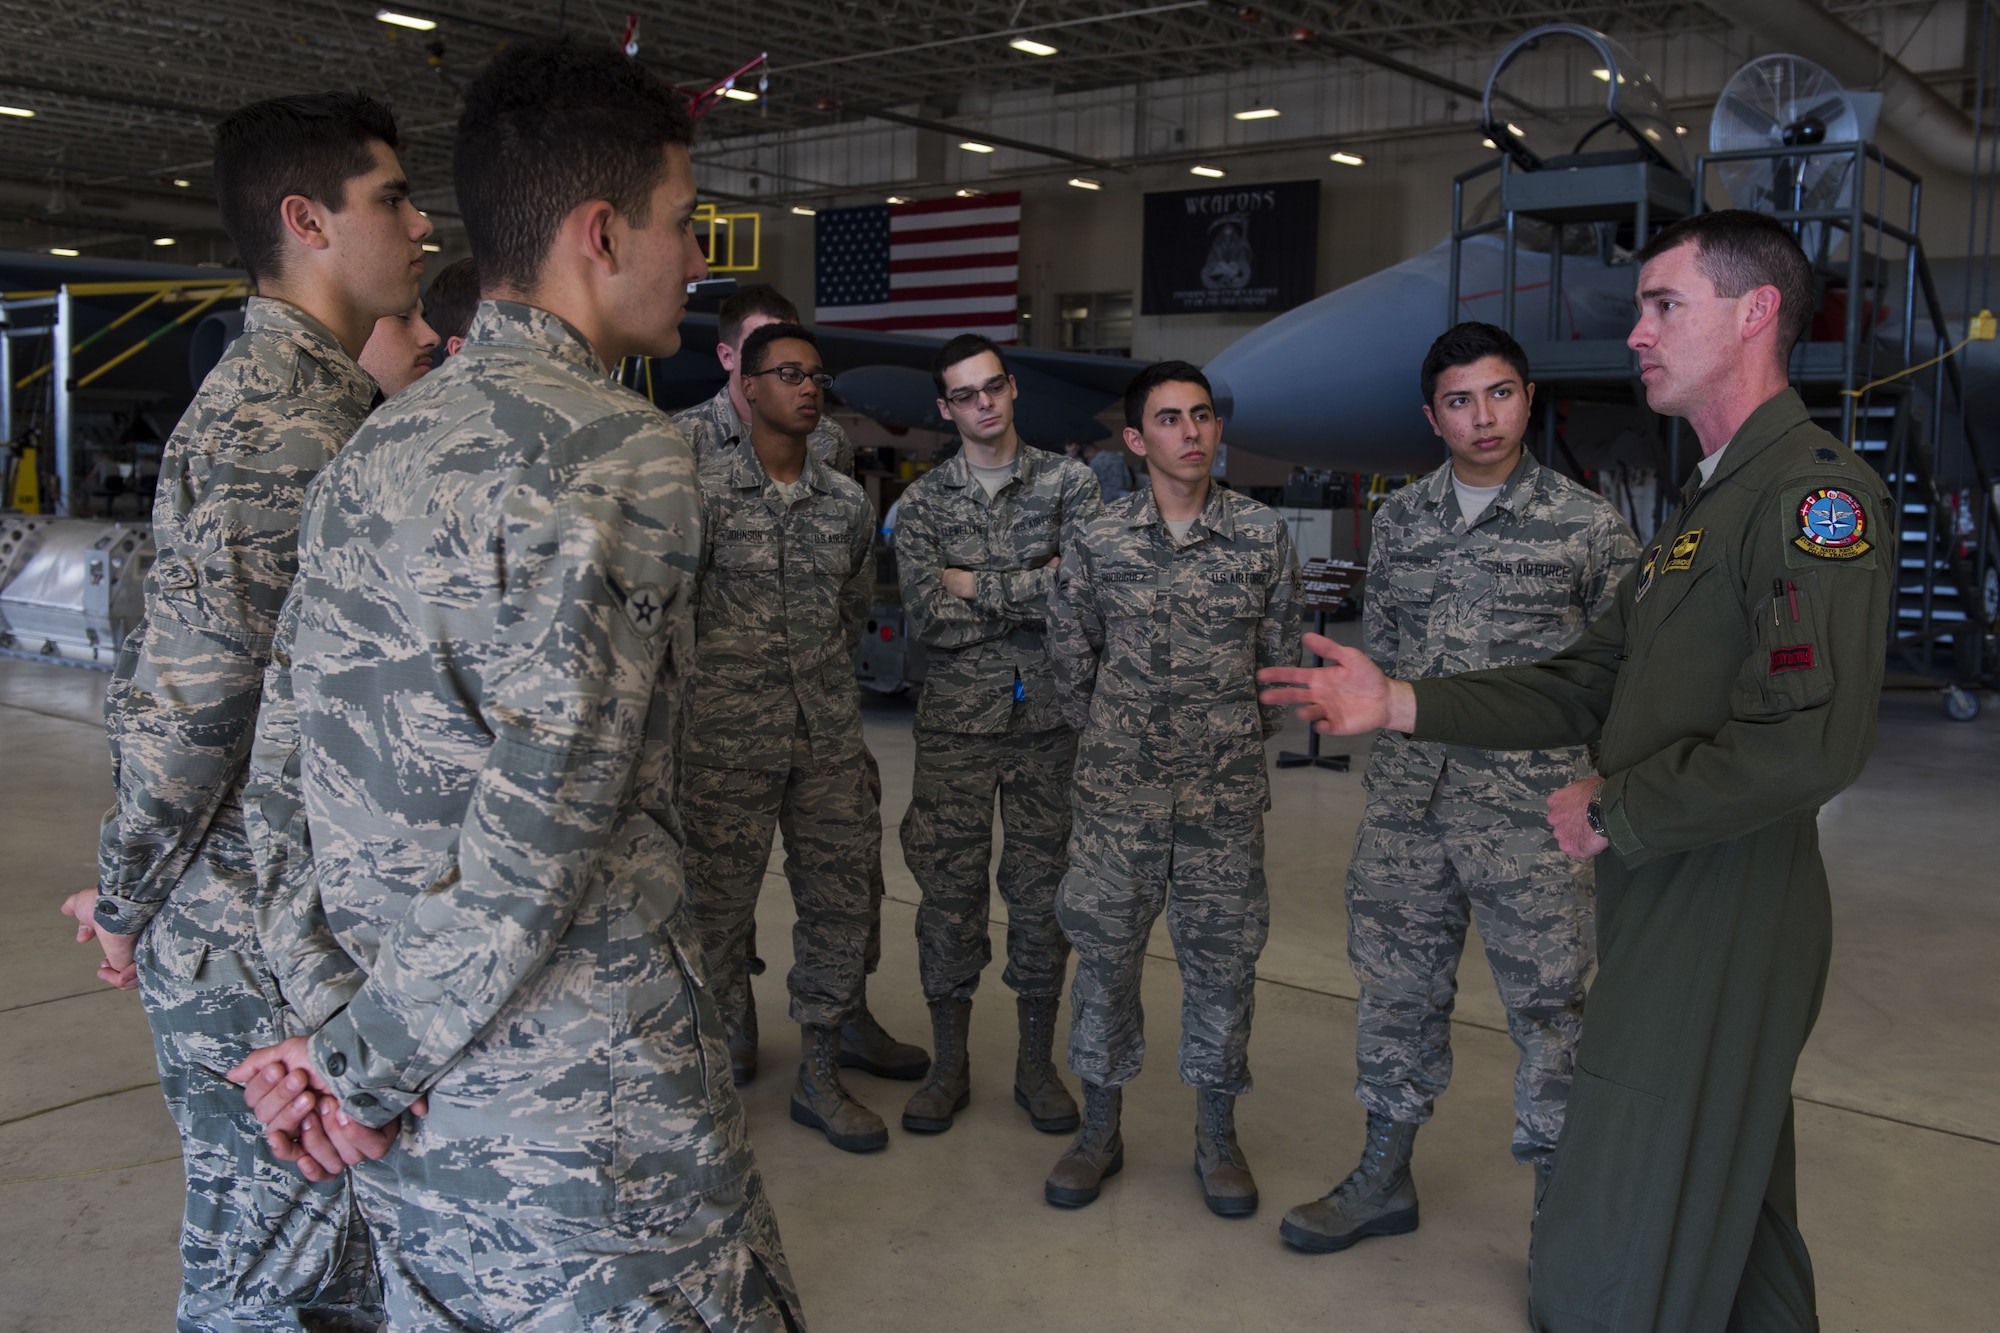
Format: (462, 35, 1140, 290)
(684, 439, 874, 770)
(250, 302, 746, 1213)
(895, 445, 1103, 734)
(94, 296, 377, 941)
(674, 383, 856, 477)
(1051, 484, 1301, 818)
(1364, 453, 1637, 809)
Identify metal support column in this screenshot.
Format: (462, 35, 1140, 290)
(52, 285, 72, 516)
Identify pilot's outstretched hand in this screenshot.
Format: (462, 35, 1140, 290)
(1258, 632, 1416, 735)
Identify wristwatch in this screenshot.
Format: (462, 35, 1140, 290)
(1585, 800, 1606, 838)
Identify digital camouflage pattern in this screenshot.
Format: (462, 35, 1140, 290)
(1049, 485, 1300, 1091)
(95, 296, 380, 1330)
(250, 301, 799, 1328)
(673, 384, 855, 478)
(894, 447, 1102, 1002)
(353, 1157, 801, 1331)
(1351, 453, 1637, 1161)
(681, 441, 878, 1030)
(1409, 390, 1892, 1330)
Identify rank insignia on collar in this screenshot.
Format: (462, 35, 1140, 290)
(1663, 528, 1704, 572)
(1795, 488, 1871, 559)
(1635, 544, 1660, 601)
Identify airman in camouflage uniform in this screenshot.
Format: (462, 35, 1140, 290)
(681, 323, 895, 1154)
(89, 293, 387, 1331)
(1045, 363, 1300, 1216)
(248, 299, 803, 1330)
(893, 336, 1103, 1137)
(1342, 450, 1635, 1161)
(1278, 324, 1636, 1257)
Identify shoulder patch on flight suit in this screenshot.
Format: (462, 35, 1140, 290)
(1634, 543, 1660, 601)
(1793, 487, 1872, 560)
(1662, 529, 1703, 572)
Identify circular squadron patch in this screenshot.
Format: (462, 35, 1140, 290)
(1795, 488, 1871, 560)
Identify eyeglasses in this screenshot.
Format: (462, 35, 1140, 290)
(943, 374, 1010, 407)
(746, 365, 834, 390)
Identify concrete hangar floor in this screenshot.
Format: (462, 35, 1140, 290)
(1, 642, 1994, 1331)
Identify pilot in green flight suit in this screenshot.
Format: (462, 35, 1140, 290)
(1261, 211, 1892, 1331)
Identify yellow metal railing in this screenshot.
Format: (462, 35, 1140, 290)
(12, 280, 251, 390)
(694, 203, 761, 273)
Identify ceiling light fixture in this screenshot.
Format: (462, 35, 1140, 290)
(152, 237, 175, 246)
(421, 242, 441, 252)
(172, 178, 191, 188)
(0, 105, 35, 118)
(955, 188, 987, 198)
(1328, 151, 1365, 166)
(1009, 37, 1057, 56)
(1067, 177, 1102, 190)
(886, 195, 912, 204)
(375, 9, 437, 30)
(1507, 123, 1526, 137)
(791, 205, 817, 216)
(722, 88, 758, 102)
(48, 246, 79, 256)
(959, 141, 995, 154)
(1233, 107, 1280, 121)
(1481, 137, 1497, 149)
(1189, 164, 1225, 178)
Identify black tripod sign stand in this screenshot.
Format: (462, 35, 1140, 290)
(1278, 557, 1361, 773)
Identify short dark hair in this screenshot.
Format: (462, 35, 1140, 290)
(454, 40, 695, 293)
(1420, 322, 1532, 405)
(214, 93, 400, 286)
(1123, 360, 1213, 431)
(1635, 209, 1816, 351)
(420, 257, 480, 348)
(739, 322, 817, 378)
(719, 288, 801, 348)
(932, 334, 1007, 396)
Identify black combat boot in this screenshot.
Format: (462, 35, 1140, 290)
(838, 987, 931, 1080)
(901, 998, 973, 1133)
(723, 965, 758, 1087)
(1278, 1112, 1419, 1252)
(1193, 1089, 1258, 1217)
(1044, 1082, 1124, 1208)
(1013, 995, 1079, 1133)
(790, 1025, 889, 1153)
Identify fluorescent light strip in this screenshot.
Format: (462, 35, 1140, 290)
(722, 88, 758, 102)
(1233, 107, 1280, 121)
(1009, 37, 1057, 56)
(1329, 151, 1365, 167)
(48, 246, 79, 257)
(1189, 165, 1225, 178)
(375, 9, 436, 30)
(791, 205, 817, 216)
(958, 141, 995, 154)
(1068, 177, 1101, 190)
(0, 105, 35, 118)
(152, 237, 176, 246)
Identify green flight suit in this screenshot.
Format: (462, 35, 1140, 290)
(1408, 390, 1891, 1332)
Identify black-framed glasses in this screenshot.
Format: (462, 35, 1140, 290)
(944, 374, 1010, 407)
(747, 365, 834, 390)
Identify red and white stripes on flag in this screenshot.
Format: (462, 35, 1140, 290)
(813, 192, 1020, 343)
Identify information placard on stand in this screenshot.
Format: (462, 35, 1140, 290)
(1277, 558, 1364, 773)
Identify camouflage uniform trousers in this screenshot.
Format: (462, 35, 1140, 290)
(684, 737, 878, 1029)
(760, 747, 885, 987)
(1055, 806, 1270, 1094)
(1346, 771, 1594, 1163)
(133, 840, 380, 1331)
(353, 1156, 802, 1332)
(900, 724, 1075, 1002)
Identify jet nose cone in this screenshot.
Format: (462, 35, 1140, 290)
(1208, 372, 1236, 423)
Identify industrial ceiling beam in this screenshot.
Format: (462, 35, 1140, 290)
(858, 107, 1122, 171)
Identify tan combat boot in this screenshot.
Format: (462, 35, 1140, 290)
(1279, 1112, 1419, 1252)
(790, 1025, 889, 1153)
(1013, 995, 1079, 1133)
(1193, 1088, 1258, 1216)
(838, 985, 931, 1080)
(901, 998, 973, 1133)
(1044, 1082, 1123, 1208)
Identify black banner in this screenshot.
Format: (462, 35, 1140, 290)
(1141, 179, 1320, 315)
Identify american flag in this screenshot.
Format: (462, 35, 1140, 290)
(813, 192, 1020, 342)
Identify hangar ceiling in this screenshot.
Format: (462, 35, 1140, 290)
(0, 0, 1969, 260)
